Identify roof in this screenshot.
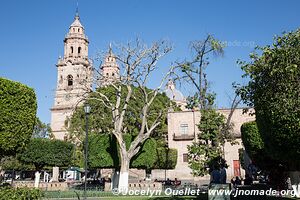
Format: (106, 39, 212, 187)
(70, 16, 83, 28)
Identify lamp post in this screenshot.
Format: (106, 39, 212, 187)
(83, 103, 91, 200)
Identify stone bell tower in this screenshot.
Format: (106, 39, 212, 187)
(51, 12, 92, 140)
(99, 45, 120, 86)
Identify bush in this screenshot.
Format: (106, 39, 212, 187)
(0, 187, 43, 200)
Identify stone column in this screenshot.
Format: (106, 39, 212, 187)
(52, 167, 59, 182)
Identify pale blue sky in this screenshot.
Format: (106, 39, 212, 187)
(1, 0, 299, 123)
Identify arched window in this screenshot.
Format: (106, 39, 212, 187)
(67, 75, 73, 86)
(71, 46, 74, 54)
(78, 47, 81, 54)
(78, 28, 80, 32)
(112, 73, 115, 76)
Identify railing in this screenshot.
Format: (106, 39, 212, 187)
(173, 133, 194, 141)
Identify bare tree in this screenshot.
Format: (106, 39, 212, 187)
(173, 35, 224, 109)
(84, 39, 173, 190)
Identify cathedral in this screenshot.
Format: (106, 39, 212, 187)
(50, 13, 255, 182)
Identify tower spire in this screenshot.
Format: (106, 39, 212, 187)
(75, 0, 79, 18)
(109, 42, 112, 55)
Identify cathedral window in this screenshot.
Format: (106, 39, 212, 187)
(78, 28, 80, 32)
(112, 73, 115, 76)
(106, 73, 109, 76)
(71, 46, 74, 54)
(78, 47, 81, 54)
(67, 75, 73, 86)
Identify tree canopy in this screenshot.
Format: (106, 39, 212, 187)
(68, 85, 172, 143)
(19, 138, 74, 170)
(239, 29, 300, 169)
(0, 78, 37, 157)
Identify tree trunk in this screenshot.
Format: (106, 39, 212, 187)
(34, 171, 41, 188)
(118, 152, 130, 192)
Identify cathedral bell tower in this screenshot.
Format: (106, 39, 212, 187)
(99, 45, 120, 86)
(51, 12, 92, 140)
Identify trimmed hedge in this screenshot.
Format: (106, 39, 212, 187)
(88, 134, 177, 170)
(19, 138, 74, 170)
(241, 121, 264, 159)
(0, 78, 37, 157)
(0, 187, 42, 200)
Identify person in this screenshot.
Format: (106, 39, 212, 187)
(174, 178, 181, 187)
(165, 178, 172, 186)
(234, 176, 242, 186)
(244, 174, 253, 185)
(210, 165, 221, 184)
(220, 165, 227, 184)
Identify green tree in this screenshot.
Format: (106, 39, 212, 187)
(19, 138, 74, 187)
(188, 108, 227, 176)
(173, 36, 234, 176)
(239, 29, 300, 169)
(0, 78, 37, 158)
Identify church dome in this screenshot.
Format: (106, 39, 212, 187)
(164, 80, 185, 102)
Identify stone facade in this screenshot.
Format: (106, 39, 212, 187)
(51, 14, 92, 140)
(155, 108, 255, 181)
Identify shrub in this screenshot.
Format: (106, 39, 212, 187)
(0, 187, 43, 200)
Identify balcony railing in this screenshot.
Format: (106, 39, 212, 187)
(173, 133, 195, 141)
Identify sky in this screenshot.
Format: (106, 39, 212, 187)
(0, 0, 300, 124)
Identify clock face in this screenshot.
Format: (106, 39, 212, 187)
(65, 94, 71, 101)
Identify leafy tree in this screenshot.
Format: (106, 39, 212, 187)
(239, 29, 300, 169)
(19, 138, 74, 170)
(172, 35, 239, 176)
(187, 108, 227, 176)
(0, 156, 34, 171)
(19, 138, 74, 187)
(0, 78, 37, 157)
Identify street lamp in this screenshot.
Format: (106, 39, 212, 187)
(83, 103, 91, 200)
